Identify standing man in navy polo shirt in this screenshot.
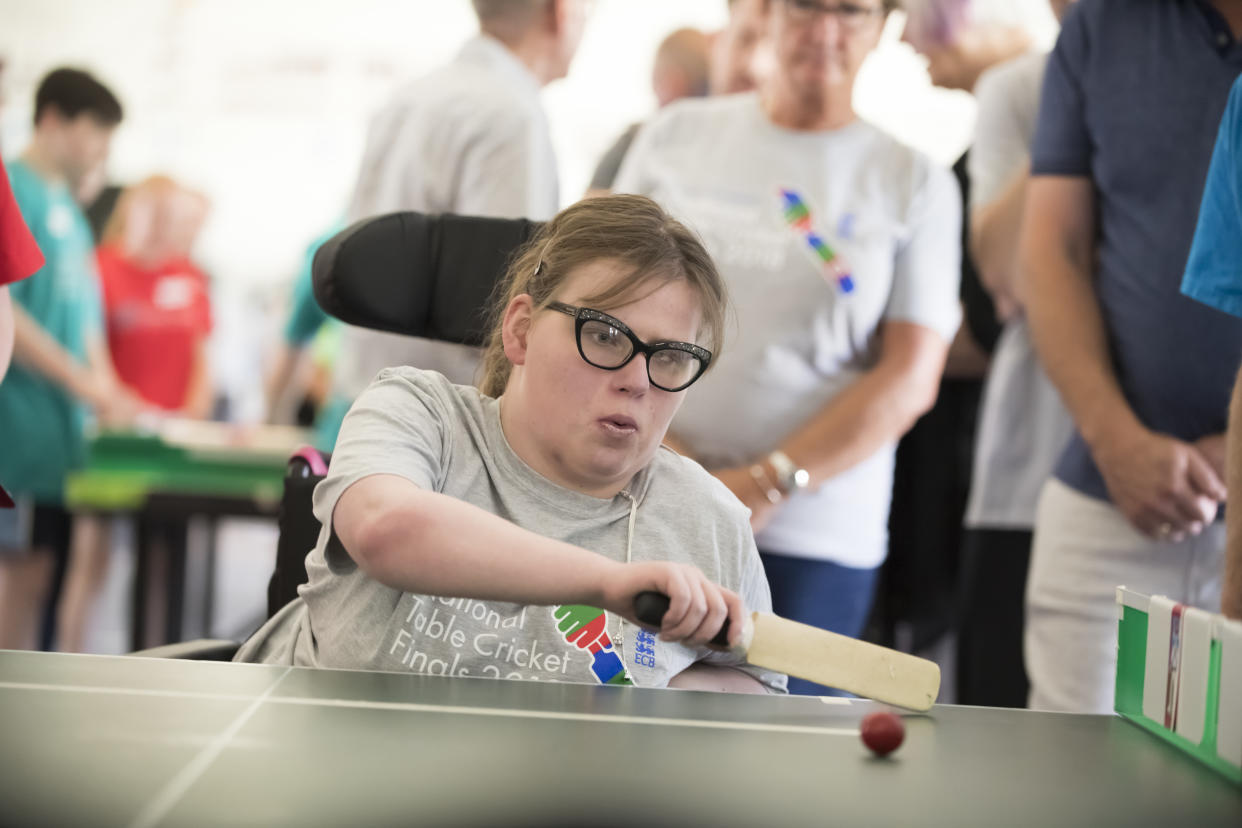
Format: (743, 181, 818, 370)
(1021, 0, 1242, 713)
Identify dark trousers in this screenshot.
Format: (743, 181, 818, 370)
(955, 527, 1033, 708)
(758, 550, 880, 696)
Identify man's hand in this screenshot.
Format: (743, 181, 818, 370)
(1194, 434, 1227, 493)
(712, 465, 780, 533)
(1092, 425, 1226, 541)
(598, 561, 745, 649)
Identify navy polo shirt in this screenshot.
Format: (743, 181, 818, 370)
(1031, 0, 1242, 502)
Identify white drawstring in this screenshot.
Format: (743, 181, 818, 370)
(615, 487, 639, 670)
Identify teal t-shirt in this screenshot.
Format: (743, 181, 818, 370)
(0, 160, 104, 504)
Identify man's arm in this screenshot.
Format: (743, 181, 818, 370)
(970, 164, 1028, 319)
(1226, 366, 1242, 619)
(1020, 176, 1224, 538)
(11, 302, 107, 407)
(84, 332, 140, 427)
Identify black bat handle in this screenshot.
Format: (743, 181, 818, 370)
(633, 591, 731, 648)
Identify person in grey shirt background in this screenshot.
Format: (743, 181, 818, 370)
(315, 0, 591, 451)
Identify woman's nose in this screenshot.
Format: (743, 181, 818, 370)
(613, 353, 652, 394)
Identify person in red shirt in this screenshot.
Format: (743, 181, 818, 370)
(96, 175, 213, 417)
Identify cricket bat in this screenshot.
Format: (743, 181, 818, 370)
(634, 591, 940, 710)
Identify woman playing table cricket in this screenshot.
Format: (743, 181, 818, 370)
(236, 195, 786, 694)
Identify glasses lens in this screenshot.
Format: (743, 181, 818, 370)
(579, 319, 634, 367)
(648, 348, 703, 390)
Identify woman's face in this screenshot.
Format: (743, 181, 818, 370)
(500, 259, 705, 498)
(770, 0, 886, 94)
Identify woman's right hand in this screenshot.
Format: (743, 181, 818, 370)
(598, 561, 746, 649)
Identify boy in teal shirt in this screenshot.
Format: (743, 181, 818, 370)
(0, 68, 137, 650)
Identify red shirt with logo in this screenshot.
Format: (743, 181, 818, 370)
(96, 244, 212, 410)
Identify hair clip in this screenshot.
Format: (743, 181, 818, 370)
(533, 259, 544, 276)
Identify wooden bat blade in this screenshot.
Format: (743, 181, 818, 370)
(745, 612, 940, 711)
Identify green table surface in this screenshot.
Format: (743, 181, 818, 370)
(64, 430, 294, 511)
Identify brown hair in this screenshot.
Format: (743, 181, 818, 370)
(479, 194, 727, 398)
(101, 175, 209, 259)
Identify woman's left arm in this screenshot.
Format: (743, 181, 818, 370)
(780, 320, 946, 483)
(719, 321, 948, 526)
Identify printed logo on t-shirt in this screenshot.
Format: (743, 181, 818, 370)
(153, 275, 200, 311)
(551, 605, 634, 685)
(633, 628, 657, 670)
(778, 188, 855, 295)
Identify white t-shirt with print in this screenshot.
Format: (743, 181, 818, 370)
(616, 93, 962, 568)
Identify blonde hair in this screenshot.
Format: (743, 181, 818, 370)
(101, 175, 208, 260)
(479, 194, 727, 398)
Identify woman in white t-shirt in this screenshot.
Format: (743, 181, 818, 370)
(236, 195, 785, 694)
(616, 0, 962, 694)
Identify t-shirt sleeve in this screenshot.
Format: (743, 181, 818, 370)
(1181, 78, 1242, 318)
(0, 162, 43, 286)
(311, 368, 452, 573)
(1030, 4, 1091, 178)
(970, 58, 1036, 210)
(882, 161, 963, 342)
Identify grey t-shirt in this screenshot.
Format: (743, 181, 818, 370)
(327, 33, 563, 429)
(236, 368, 786, 693)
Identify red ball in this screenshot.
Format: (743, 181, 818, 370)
(860, 711, 905, 757)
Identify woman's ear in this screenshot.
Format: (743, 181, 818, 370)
(501, 294, 535, 366)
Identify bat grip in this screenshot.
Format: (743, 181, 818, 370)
(633, 591, 731, 648)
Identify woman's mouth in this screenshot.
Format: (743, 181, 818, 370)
(599, 416, 638, 435)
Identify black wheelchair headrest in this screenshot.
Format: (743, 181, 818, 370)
(312, 211, 542, 346)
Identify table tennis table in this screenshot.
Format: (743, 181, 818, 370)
(64, 423, 308, 649)
(1, 650, 1238, 827)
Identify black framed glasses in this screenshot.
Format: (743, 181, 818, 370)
(783, 0, 885, 31)
(547, 301, 712, 392)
